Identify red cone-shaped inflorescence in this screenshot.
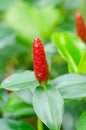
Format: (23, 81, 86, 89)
(33, 38, 49, 82)
(75, 12, 86, 43)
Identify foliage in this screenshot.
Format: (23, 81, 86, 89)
(0, 0, 86, 130)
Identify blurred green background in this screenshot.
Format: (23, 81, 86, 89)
(0, 0, 86, 130)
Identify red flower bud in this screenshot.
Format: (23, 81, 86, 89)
(33, 38, 49, 82)
(75, 12, 86, 44)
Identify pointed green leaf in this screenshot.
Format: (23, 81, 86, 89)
(0, 119, 35, 130)
(52, 32, 85, 72)
(52, 73, 86, 99)
(33, 84, 64, 130)
(77, 111, 86, 130)
(1, 71, 39, 91)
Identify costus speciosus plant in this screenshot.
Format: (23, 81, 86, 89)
(1, 37, 86, 130)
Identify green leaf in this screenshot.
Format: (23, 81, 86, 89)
(15, 88, 33, 104)
(4, 93, 34, 116)
(77, 111, 86, 130)
(0, 118, 35, 130)
(78, 49, 86, 73)
(52, 32, 85, 72)
(6, 2, 59, 45)
(52, 73, 86, 99)
(1, 71, 39, 91)
(33, 84, 64, 130)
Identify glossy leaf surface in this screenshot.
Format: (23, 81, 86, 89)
(52, 32, 85, 72)
(33, 84, 64, 130)
(52, 73, 86, 99)
(1, 71, 39, 91)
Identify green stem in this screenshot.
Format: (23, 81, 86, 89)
(37, 118, 43, 130)
(40, 82, 46, 88)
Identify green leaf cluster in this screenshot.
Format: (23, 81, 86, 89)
(52, 32, 86, 73)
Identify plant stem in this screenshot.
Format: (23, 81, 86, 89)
(37, 118, 43, 130)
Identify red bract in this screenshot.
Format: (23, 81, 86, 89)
(33, 38, 49, 82)
(75, 12, 86, 44)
